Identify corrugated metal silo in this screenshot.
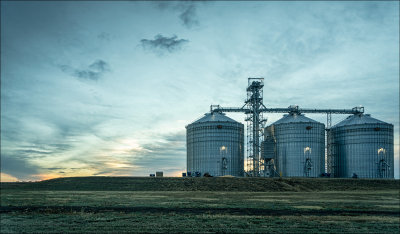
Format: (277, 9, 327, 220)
(264, 113, 325, 177)
(329, 114, 394, 178)
(186, 113, 244, 177)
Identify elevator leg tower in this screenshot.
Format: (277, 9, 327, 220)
(245, 78, 267, 176)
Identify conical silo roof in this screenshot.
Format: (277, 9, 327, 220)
(332, 114, 388, 128)
(190, 112, 239, 124)
(272, 113, 320, 125)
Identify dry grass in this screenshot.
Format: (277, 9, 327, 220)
(1, 178, 399, 233)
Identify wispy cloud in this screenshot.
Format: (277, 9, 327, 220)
(178, 3, 199, 29)
(140, 34, 189, 54)
(128, 131, 186, 174)
(155, 1, 201, 29)
(59, 60, 110, 81)
(1, 154, 40, 181)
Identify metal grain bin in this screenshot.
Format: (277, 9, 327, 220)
(264, 113, 325, 177)
(329, 114, 394, 178)
(186, 113, 244, 177)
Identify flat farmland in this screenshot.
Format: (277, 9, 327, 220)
(1, 177, 399, 233)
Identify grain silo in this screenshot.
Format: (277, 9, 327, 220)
(264, 113, 325, 177)
(186, 112, 244, 177)
(329, 114, 394, 178)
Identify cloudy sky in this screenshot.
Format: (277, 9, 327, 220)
(1, 1, 399, 181)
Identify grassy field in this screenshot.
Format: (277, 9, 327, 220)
(1, 177, 399, 233)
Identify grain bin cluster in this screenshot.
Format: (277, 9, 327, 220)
(185, 78, 395, 178)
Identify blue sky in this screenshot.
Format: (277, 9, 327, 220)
(1, 1, 399, 181)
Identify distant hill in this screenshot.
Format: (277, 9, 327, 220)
(2, 177, 399, 192)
